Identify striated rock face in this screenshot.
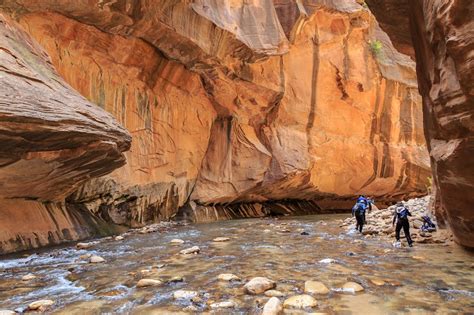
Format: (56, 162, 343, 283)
(366, 0, 473, 248)
(0, 14, 131, 201)
(410, 1, 474, 248)
(0, 0, 430, 251)
(0, 14, 130, 253)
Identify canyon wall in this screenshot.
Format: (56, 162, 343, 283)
(0, 14, 131, 253)
(366, 0, 473, 248)
(0, 0, 431, 252)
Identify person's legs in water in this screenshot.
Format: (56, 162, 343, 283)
(356, 214, 364, 233)
(402, 219, 413, 246)
(395, 221, 403, 242)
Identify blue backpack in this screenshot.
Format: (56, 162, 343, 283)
(354, 202, 366, 215)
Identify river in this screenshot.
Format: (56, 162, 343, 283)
(1, 214, 473, 314)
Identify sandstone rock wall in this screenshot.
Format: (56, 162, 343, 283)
(0, 0, 431, 252)
(0, 14, 131, 253)
(366, 0, 473, 248)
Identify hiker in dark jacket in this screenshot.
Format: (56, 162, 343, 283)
(352, 200, 367, 233)
(392, 202, 413, 247)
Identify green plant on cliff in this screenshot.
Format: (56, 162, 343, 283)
(369, 39, 384, 59)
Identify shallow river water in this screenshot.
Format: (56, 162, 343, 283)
(1, 214, 473, 314)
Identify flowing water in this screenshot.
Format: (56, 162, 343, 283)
(1, 214, 473, 314)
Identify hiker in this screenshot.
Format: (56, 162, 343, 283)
(392, 201, 413, 247)
(357, 195, 372, 223)
(352, 199, 367, 233)
(421, 215, 436, 232)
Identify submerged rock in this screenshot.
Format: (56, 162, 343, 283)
(264, 290, 285, 297)
(180, 246, 200, 255)
(28, 300, 55, 311)
(136, 279, 163, 288)
(217, 273, 240, 281)
(213, 237, 230, 242)
(209, 301, 236, 308)
(170, 239, 185, 244)
(342, 282, 364, 292)
(370, 278, 386, 286)
(304, 281, 330, 294)
(262, 297, 282, 315)
(21, 274, 36, 281)
(283, 295, 318, 309)
(89, 255, 105, 263)
(76, 242, 96, 250)
(244, 277, 276, 294)
(173, 290, 198, 300)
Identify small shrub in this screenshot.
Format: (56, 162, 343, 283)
(369, 39, 383, 59)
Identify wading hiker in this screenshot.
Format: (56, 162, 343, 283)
(357, 195, 373, 224)
(352, 198, 367, 233)
(392, 201, 414, 247)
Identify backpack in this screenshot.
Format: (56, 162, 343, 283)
(396, 206, 409, 220)
(354, 202, 366, 216)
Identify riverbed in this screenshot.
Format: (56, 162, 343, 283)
(1, 214, 473, 314)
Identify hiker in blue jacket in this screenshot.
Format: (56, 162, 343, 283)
(392, 202, 413, 247)
(352, 199, 367, 233)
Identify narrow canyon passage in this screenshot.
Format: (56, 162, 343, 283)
(0, 0, 473, 313)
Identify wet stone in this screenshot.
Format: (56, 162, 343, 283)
(213, 237, 230, 242)
(283, 295, 318, 309)
(304, 280, 330, 294)
(262, 297, 282, 315)
(89, 255, 105, 263)
(264, 290, 285, 297)
(244, 277, 276, 294)
(209, 301, 236, 308)
(180, 246, 200, 255)
(342, 282, 364, 292)
(170, 239, 185, 244)
(137, 279, 163, 288)
(217, 273, 240, 281)
(28, 300, 55, 311)
(173, 290, 198, 300)
(21, 274, 36, 281)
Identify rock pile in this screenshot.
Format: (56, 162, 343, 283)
(341, 196, 454, 245)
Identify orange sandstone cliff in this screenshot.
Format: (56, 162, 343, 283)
(0, 14, 131, 253)
(0, 0, 431, 253)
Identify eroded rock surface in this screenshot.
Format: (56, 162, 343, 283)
(366, 0, 474, 248)
(0, 0, 432, 252)
(0, 14, 130, 253)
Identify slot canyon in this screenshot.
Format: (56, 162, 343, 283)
(0, 0, 472, 313)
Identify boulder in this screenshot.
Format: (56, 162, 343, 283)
(244, 277, 276, 295)
(304, 281, 330, 294)
(262, 297, 282, 315)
